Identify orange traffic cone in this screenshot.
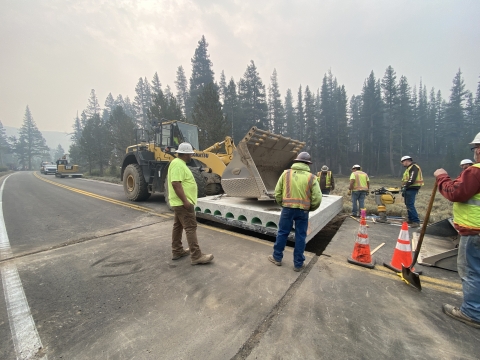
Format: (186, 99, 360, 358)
(347, 217, 375, 269)
(384, 222, 418, 273)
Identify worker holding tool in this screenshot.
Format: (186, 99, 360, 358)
(400, 156, 424, 228)
(268, 152, 322, 272)
(348, 165, 369, 217)
(168, 143, 214, 265)
(317, 165, 335, 194)
(460, 159, 474, 172)
(433, 132, 480, 329)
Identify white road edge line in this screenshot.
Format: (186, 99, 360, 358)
(0, 174, 47, 359)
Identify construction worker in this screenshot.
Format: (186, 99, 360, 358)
(400, 156, 424, 228)
(348, 165, 369, 217)
(460, 159, 474, 171)
(268, 152, 322, 271)
(168, 142, 214, 265)
(317, 165, 335, 195)
(433, 132, 480, 329)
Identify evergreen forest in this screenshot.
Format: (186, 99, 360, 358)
(4, 35, 480, 177)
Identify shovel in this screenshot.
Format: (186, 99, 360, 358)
(401, 181, 438, 290)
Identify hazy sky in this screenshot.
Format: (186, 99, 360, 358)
(1, 0, 479, 133)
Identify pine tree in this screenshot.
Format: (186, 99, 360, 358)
(0, 121, 11, 167)
(445, 70, 468, 143)
(150, 89, 184, 123)
(175, 66, 188, 117)
(219, 70, 227, 104)
(381, 66, 398, 175)
(192, 83, 228, 149)
(303, 86, 316, 162)
(417, 82, 428, 155)
(348, 95, 362, 154)
(123, 96, 136, 119)
(360, 72, 384, 174)
(133, 77, 152, 130)
(86, 89, 101, 118)
(223, 78, 239, 139)
(268, 69, 285, 135)
(114, 94, 125, 109)
(54, 144, 65, 160)
(108, 106, 136, 165)
(151, 72, 162, 95)
(284, 89, 295, 138)
(396, 75, 413, 160)
(334, 84, 349, 175)
(237, 60, 268, 139)
(295, 85, 305, 141)
(16, 106, 49, 170)
(104, 93, 115, 114)
(80, 113, 111, 175)
(188, 35, 215, 121)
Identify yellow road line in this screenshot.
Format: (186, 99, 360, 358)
(34, 172, 171, 218)
(33, 172, 278, 249)
(324, 256, 462, 295)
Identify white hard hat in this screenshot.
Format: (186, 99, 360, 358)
(460, 159, 474, 166)
(351, 164, 361, 170)
(175, 142, 195, 154)
(321, 165, 329, 171)
(469, 132, 480, 145)
(400, 155, 412, 162)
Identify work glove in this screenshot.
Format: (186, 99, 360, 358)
(401, 186, 406, 197)
(347, 190, 352, 195)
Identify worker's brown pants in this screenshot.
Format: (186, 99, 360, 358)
(171, 205, 202, 260)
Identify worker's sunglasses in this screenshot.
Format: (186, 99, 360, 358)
(471, 146, 480, 152)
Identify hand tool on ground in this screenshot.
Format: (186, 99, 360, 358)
(401, 182, 438, 290)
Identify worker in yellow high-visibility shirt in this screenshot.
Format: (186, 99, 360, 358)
(348, 164, 369, 217)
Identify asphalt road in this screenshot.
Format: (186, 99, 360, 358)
(1, 172, 479, 360)
(0, 171, 172, 359)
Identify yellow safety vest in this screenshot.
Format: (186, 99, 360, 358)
(282, 169, 317, 210)
(316, 171, 332, 188)
(453, 163, 480, 230)
(402, 164, 424, 187)
(352, 171, 369, 191)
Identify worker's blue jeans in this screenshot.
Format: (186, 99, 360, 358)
(272, 207, 309, 269)
(458, 234, 480, 322)
(351, 191, 367, 216)
(404, 188, 420, 223)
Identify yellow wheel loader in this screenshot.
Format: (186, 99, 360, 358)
(120, 120, 305, 204)
(55, 155, 83, 178)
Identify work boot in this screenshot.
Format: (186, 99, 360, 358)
(293, 263, 306, 272)
(191, 254, 214, 265)
(172, 248, 190, 260)
(268, 255, 282, 266)
(410, 222, 420, 228)
(443, 304, 480, 329)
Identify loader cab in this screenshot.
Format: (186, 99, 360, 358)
(156, 121, 199, 150)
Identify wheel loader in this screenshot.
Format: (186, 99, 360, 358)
(55, 155, 83, 178)
(120, 119, 305, 204)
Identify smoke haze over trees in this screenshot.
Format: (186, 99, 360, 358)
(54, 36, 480, 177)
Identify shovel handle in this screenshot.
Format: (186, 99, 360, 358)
(410, 181, 438, 268)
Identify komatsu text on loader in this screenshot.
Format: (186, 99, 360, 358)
(120, 119, 305, 205)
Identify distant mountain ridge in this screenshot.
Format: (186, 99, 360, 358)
(4, 126, 72, 152)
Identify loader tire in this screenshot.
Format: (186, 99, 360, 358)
(189, 167, 206, 198)
(123, 164, 151, 201)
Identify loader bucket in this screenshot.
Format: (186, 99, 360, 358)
(221, 127, 305, 200)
